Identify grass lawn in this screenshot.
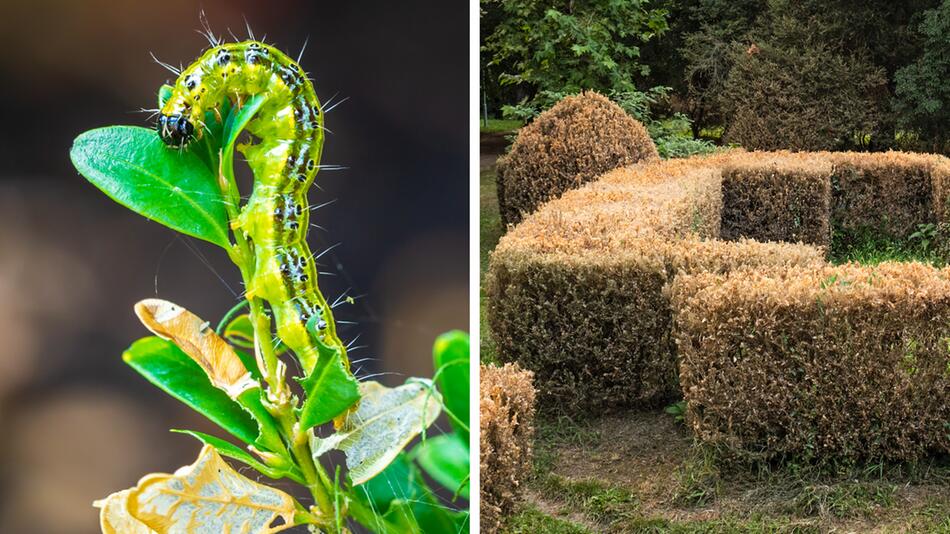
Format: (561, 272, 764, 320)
(480, 163, 503, 364)
(480, 118, 523, 135)
(479, 146, 950, 533)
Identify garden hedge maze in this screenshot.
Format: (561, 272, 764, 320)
(488, 149, 950, 462)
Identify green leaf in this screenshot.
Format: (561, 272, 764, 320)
(412, 434, 470, 500)
(221, 94, 267, 179)
(172, 430, 304, 484)
(123, 336, 259, 446)
(433, 330, 470, 441)
(158, 84, 173, 108)
(353, 453, 469, 534)
(235, 388, 284, 454)
(70, 126, 230, 248)
(297, 346, 360, 431)
(359, 453, 418, 513)
(223, 314, 256, 349)
(310, 379, 442, 486)
(225, 314, 289, 359)
(191, 99, 231, 175)
(233, 348, 263, 381)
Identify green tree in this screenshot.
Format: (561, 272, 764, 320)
(895, 0, 950, 152)
(719, 0, 888, 151)
(667, 0, 765, 136)
(481, 0, 669, 114)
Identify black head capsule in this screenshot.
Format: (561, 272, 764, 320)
(157, 113, 195, 147)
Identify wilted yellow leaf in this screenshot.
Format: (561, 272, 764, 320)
(94, 489, 155, 534)
(121, 444, 298, 533)
(135, 298, 256, 398)
(310, 379, 442, 485)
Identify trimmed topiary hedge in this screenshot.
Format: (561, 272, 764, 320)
(488, 150, 950, 461)
(487, 153, 825, 413)
(831, 153, 937, 245)
(480, 363, 536, 533)
(720, 155, 832, 248)
(671, 263, 950, 462)
(495, 91, 659, 227)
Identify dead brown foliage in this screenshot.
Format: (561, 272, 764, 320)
(495, 91, 659, 226)
(480, 363, 536, 533)
(720, 155, 832, 248)
(487, 150, 950, 427)
(671, 263, 950, 461)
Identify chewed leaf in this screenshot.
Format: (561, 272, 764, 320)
(297, 348, 360, 431)
(173, 430, 305, 484)
(135, 299, 257, 399)
(125, 445, 298, 533)
(94, 490, 154, 534)
(310, 379, 442, 486)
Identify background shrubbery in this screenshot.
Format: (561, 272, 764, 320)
(482, 0, 950, 154)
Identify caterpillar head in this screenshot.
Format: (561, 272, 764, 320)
(157, 112, 195, 148)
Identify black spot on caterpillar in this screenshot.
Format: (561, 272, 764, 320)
(159, 41, 345, 376)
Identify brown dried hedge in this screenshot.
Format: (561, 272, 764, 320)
(831, 152, 938, 244)
(670, 264, 950, 461)
(480, 363, 536, 533)
(720, 155, 832, 248)
(488, 151, 950, 419)
(495, 91, 659, 226)
(487, 153, 825, 412)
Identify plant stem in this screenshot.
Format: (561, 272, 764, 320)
(217, 147, 342, 531)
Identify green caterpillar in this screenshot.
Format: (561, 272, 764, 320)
(158, 40, 347, 377)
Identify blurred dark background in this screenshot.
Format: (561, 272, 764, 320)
(0, 1, 468, 531)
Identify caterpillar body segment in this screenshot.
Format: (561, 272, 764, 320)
(158, 40, 347, 378)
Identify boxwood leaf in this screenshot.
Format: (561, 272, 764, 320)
(225, 314, 289, 358)
(94, 489, 154, 533)
(123, 336, 259, 446)
(172, 429, 304, 484)
(412, 433, 470, 499)
(433, 330, 470, 441)
(70, 125, 230, 248)
(221, 93, 267, 179)
(297, 345, 360, 431)
(157, 84, 173, 108)
(310, 379, 441, 486)
(123, 445, 297, 533)
(133, 298, 256, 399)
(353, 453, 469, 534)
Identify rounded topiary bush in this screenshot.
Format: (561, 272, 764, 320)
(496, 91, 659, 226)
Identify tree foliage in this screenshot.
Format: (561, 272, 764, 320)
(895, 0, 950, 151)
(482, 0, 950, 154)
(481, 0, 668, 108)
(719, 1, 888, 151)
